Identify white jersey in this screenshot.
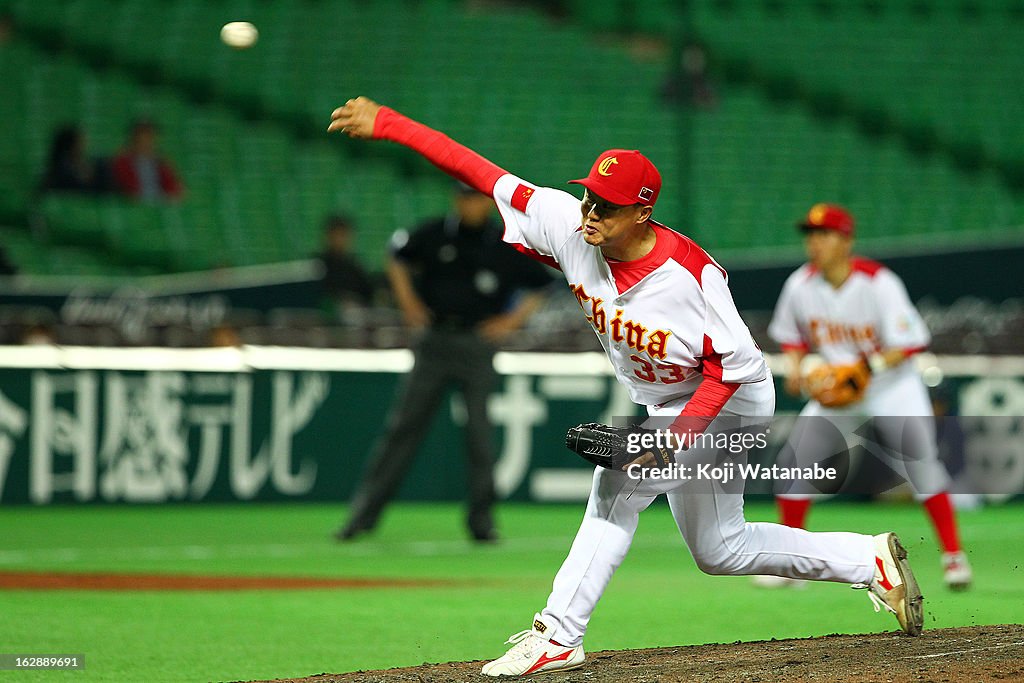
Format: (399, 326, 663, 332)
(768, 258, 930, 366)
(492, 174, 768, 407)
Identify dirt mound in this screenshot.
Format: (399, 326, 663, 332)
(244, 624, 1024, 683)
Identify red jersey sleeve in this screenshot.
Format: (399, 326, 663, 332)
(373, 106, 507, 196)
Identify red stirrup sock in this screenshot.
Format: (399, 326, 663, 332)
(923, 491, 961, 553)
(777, 497, 812, 529)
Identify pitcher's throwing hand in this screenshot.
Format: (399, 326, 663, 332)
(328, 97, 381, 138)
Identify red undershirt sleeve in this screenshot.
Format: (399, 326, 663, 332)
(670, 377, 740, 438)
(373, 106, 508, 197)
(669, 341, 741, 440)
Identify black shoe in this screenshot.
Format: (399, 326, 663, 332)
(334, 522, 372, 542)
(471, 528, 500, 544)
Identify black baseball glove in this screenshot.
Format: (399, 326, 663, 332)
(565, 422, 676, 471)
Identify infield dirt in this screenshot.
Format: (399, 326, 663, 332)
(242, 624, 1024, 683)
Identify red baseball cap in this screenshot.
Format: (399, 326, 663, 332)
(798, 203, 855, 237)
(569, 149, 661, 207)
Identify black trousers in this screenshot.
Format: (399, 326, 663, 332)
(345, 328, 498, 536)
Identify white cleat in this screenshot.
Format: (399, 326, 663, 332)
(854, 532, 924, 636)
(751, 575, 807, 590)
(481, 613, 585, 677)
(942, 551, 972, 591)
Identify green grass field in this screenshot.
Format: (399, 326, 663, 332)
(1, 500, 1021, 682)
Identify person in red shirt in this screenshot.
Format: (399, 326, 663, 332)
(111, 120, 183, 201)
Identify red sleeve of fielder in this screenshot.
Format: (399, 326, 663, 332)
(373, 106, 507, 197)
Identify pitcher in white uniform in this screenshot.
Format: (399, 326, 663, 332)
(762, 203, 971, 592)
(328, 98, 926, 678)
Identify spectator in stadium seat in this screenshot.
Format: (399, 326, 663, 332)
(207, 323, 243, 348)
(20, 322, 56, 345)
(0, 12, 15, 46)
(315, 213, 377, 321)
(0, 244, 17, 276)
(111, 120, 184, 201)
(41, 125, 109, 194)
(660, 41, 718, 110)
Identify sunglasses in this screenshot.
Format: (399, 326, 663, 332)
(582, 191, 634, 217)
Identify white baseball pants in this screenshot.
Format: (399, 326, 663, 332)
(540, 375, 876, 648)
(778, 365, 951, 501)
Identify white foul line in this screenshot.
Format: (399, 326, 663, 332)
(902, 641, 1024, 659)
(0, 536, 598, 565)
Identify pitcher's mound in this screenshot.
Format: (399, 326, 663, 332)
(246, 624, 1024, 683)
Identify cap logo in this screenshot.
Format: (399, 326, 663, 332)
(808, 203, 828, 225)
(638, 186, 654, 202)
(597, 157, 618, 176)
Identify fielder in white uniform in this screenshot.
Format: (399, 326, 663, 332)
(328, 98, 925, 677)
(765, 203, 971, 591)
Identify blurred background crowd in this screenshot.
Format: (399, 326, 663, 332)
(0, 0, 1021, 354)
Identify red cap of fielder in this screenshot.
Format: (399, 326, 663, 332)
(799, 203, 855, 237)
(569, 149, 662, 207)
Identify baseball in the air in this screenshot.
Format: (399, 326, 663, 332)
(220, 21, 258, 49)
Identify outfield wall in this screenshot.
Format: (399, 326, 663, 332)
(0, 347, 1021, 505)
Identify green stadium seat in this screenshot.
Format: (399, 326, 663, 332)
(41, 195, 106, 248)
(98, 201, 175, 269)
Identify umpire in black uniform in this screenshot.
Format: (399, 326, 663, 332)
(337, 184, 553, 543)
